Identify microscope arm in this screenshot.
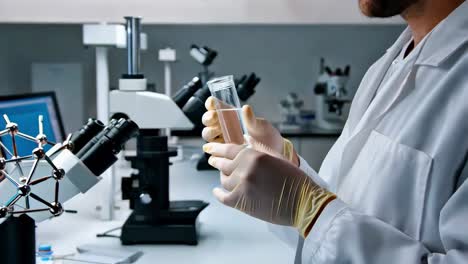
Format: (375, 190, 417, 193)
(110, 91, 193, 130)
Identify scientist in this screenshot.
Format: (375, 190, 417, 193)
(201, 0, 468, 263)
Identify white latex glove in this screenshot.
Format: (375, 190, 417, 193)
(202, 97, 299, 165)
(203, 142, 336, 237)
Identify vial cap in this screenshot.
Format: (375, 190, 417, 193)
(38, 244, 52, 252)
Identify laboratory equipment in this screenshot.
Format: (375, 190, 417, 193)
(85, 16, 193, 221)
(83, 17, 148, 220)
(181, 83, 212, 128)
(207, 75, 248, 145)
(176, 41, 260, 136)
(82, 19, 148, 127)
(69, 118, 106, 154)
(314, 58, 352, 130)
(173, 44, 218, 133)
(279, 93, 305, 130)
(109, 17, 192, 130)
(159, 47, 177, 98)
(121, 131, 208, 245)
(62, 244, 143, 263)
(177, 73, 260, 170)
(173, 76, 203, 108)
(37, 244, 53, 263)
(181, 73, 260, 131)
(102, 16, 206, 245)
(0, 114, 139, 264)
(190, 44, 218, 84)
(0, 92, 65, 157)
(236, 73, 261, 102)
(158, 47, 177, 137)
(172, 44, 218, 131)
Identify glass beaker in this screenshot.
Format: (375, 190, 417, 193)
(207, 75, 249, 145)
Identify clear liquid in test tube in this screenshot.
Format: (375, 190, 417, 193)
(207, 75, 249, 145)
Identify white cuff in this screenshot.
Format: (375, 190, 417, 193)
(301, 199, 348, 262)
(267, 223, 300, 249)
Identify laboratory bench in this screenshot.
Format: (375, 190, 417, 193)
(36, 160, 295, 264)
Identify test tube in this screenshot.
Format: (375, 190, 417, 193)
(207, 75, 249, 145)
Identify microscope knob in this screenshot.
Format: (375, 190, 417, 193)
(139, 193, 152, 205)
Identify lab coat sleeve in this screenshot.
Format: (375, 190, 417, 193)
(301, 161, 468, 264)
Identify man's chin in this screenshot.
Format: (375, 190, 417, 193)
(359, 0, 374, 17)
(358, 0, 406, 18)
(363, 12, 400, 18)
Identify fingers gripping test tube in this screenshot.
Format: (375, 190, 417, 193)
(207, 75, 249, 145)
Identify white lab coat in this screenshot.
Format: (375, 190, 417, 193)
(270, 2, 468, 263)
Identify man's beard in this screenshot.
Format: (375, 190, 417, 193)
(359, 0, 420, 17)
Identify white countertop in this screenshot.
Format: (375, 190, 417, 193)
(36, 159, 295, 264)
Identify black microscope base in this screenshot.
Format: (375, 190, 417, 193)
(120, 200, 208, 246)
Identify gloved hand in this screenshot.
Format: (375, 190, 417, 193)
(202, 97, 298, 165)
(203, 142, 336, 238)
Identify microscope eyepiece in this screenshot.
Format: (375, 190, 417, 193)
(173, 77, 203, 108)
(180, 73, 260, 128)
(76, 119, 118, 159)
(236, 73, 260, 101)
(190, 45, 218, 66)
(70, 118, 105, 154)
(105, 118, 140, 154)
(182, 85, 211, 127)
(77, 118, 139, 176)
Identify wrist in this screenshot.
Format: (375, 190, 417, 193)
(302, 195, 336, 238)
(293, 179, 337, 238)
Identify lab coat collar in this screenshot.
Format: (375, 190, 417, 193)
(340, 2, 468, 179)
(415, 0, 468, 67)
(346, 28, 411, 133)
(385, 27, 413, 55)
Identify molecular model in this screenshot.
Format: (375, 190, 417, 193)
(0, 114, 71, 219)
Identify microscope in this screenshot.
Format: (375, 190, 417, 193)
(173, 43, 261, 134)
(171, 43, 261, 170)
(114, 21, 260, 242)
(314, 58, 352, 130)
(173, 43, 218, 135)
(109, 17, 208, 245)
(0, 115, 139, 264)
(190, 44, 218, 85)
(278, 93, 305, 130)
(178, 73, 261, 170)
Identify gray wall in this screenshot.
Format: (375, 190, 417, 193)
(0, 24, 405, 125)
